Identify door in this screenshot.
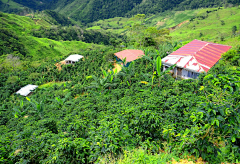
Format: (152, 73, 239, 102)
(177, 67, 182, 76)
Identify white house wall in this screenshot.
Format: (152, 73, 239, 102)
(182, 69, 188, 78)
(163, 64, 199, 79)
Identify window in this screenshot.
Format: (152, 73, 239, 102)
(187, 71, 200, 78)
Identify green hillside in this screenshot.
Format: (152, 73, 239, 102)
(1, 3, 240, 163)
(0, 0, 25, 13)
(170, 7, 240, 46)
(11, 0, 51, 10)
(86, 9, 200, 34)
(0, 11, 107, 73)
(86, 7, 240, 47)
(51, 0, 240, 23)
(1, 0, 240, 23)
(0, 10, 126, 58)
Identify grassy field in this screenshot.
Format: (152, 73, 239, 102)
(170, 7, 240, 46)
(86, 7, 240, 47)
(22, 36, 97, 61)
(86, 17, 142, 34)
(86, 9, 208, 34)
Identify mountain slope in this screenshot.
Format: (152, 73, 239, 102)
(1, 0, 240, 23)
(0, 0, 25, 13)
(53, 0, 143, 23)
(170, 7, 240, 46)
(0, 11, 104, 70)
(127, 0, 226, 17)
(11, 0, 52, 10)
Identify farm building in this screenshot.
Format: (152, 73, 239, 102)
(16, 84, 38, 96)
(114, 50, 145, 67)
(162, 40, 232, 79)
(64, 54, 84, 64)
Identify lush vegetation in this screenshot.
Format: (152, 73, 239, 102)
(1, 2, 240, 163)
(0, 11, 127, 73)
(1, 0, 240, 23)
(0, 0, 25, 13)
(170, 7, 240, 46)
(0, 42, 240, 163)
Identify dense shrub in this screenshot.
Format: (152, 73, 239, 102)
(0, 46, 240, 163)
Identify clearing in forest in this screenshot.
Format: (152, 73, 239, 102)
(55, 60, 66, 71)
(39, 81, 69, 89)
(109, 62, 122, 73)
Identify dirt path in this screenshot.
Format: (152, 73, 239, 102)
(156, 21, 165, 26)
(55, 60, 66, 71)
(109, 62, 122, 73)
(169, 20, 189, 31)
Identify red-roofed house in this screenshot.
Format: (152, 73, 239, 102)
(162, 39, 232, 79)
(114, 49, 145, 66)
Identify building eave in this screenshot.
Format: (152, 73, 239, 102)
(162, 62, 205, 74)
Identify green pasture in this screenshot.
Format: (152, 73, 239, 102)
(87, 9, 212, 34)
(86, 6, 240, 47)
(170, 7, 240, 46)
(87, 16, 142, 34)
(23, 36, 101, 61)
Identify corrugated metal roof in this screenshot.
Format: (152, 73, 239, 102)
(16, 84, 38, 96)
(162, 40, 232, 72)
(64, 54, 84, 62)
(114, 50, 145, 62)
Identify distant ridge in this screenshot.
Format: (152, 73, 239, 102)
(0, 0, 240, 23)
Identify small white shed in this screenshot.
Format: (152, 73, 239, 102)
(64, 54, 84, 64)
(16, 84, 38, 96)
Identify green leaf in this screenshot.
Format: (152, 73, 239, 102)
(26, 97, 31, 101)
(156, 56, 161, 75)
(218, 108, 225, 116)
(217, 115, 225, 122)
(102, 70, 107, 77)
(215, 120, 219, 127)
(86, 76, 93, 79)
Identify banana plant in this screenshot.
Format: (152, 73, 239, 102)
(86, 69, 117, 94)
(155, 56, 176, 87)
(26, 97, 44, 118)
(12, 100, 29, 118)
(140, 72, 156, 90)
(117, 58, 135, 86)
(55, 92, 72, 109)
(141, 56, 175, 88)
(142, 48, 159, 73)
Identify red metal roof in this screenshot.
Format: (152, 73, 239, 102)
(114, 50, 145, 62)
(163, 40, 232, 72)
